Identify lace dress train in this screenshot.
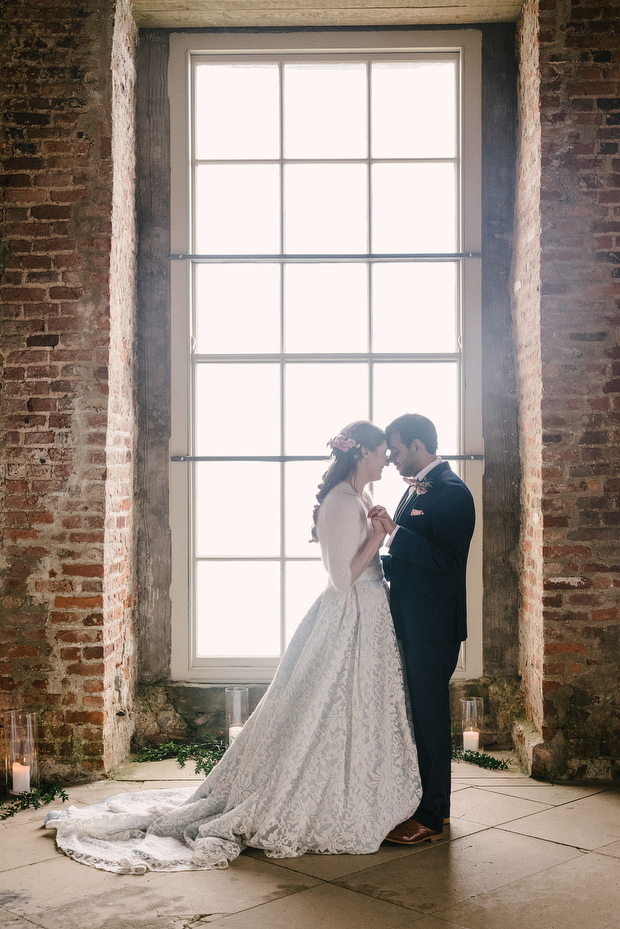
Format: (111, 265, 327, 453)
(45, 484, 421, 873)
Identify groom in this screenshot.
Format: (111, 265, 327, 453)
(370, 413, 475, 844)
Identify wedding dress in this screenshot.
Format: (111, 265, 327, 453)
(45, 481, 421, 873)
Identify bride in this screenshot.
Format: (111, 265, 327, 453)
(46, 421, 421, 873)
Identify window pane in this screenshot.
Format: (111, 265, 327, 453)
(196, 562, 280, 656)
(285, 363, 369, 455)
(284, 63, 367, 158)
(371, 61, 456, 158)
(373, 362, 459, 455)
(372, 262, 457, 352)
(195, 363, 280, 455)
(284, 264, 368, 352)
(371, 163, 456, 253)
(285, 561, 327, 645)
(195, 63, 280, 159)
(285, 460, 329, 556)
(195, 264, 280, 354)
(195, 462, 280, 557)
(195, 165, 280, 254)
(284, 164, 368, 254)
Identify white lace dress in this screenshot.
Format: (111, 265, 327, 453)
(45, 482, 421, 873)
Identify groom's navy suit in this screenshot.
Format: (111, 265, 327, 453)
(383, 461, 475, 833)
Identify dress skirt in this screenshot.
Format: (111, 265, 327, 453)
(46, 564, 421, 873)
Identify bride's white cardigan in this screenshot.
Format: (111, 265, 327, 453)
(316, 481, 373, 594)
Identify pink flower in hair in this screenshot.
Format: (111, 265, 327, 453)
(328, 434, 361, 455)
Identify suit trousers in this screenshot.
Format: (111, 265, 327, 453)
(400, 636, 461, 833)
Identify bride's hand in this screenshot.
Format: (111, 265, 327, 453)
(370, 506, 397, 534)
(371, 516, 388, 537)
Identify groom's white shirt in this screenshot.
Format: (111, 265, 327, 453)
(386, 457, 443, 547)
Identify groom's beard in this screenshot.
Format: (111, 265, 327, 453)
(397, 453, 419, 478)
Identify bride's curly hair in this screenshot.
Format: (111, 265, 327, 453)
(310, 420, 386, 542)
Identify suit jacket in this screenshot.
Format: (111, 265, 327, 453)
(383, 461, 475, 646)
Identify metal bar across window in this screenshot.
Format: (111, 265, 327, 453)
(171, 455, 484, 461)
(171, 252, 482, 262)
(192, 354, 461, 361)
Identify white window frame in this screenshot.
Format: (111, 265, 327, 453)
(168, 29, 483, 683)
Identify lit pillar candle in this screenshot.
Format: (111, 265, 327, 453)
(462, 729, 479, 752)
(12, 761, 31, 793)
(229, 726, 243, 743)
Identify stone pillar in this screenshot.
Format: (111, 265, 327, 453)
(512, 0, 545, 766)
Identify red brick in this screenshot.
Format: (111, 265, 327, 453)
(54, 595, 104, 609)
(62, 564, 104, 578)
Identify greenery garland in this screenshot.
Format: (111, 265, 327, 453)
(451, 746, 510, 770)
(135, 738, 509, 772)
(0, 784, 69, 821)
(135, 738, 227, 777)
(0, 739, 507, 820)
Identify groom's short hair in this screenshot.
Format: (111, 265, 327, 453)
(386, 414, 438, 455)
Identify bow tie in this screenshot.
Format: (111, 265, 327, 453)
(403, 477, 430, 495)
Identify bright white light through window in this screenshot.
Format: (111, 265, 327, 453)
(284, 264, 368, 353)
(195, 164, 280, 254)
(190, 53, 464, 663)
(371, 61, 456, 158)
(195, 264, 281, 353)
(284, 62, 367, 158)
(372, 262, 458, 353)
(194, 64, 280, 159)
(196, 561, 281, 656)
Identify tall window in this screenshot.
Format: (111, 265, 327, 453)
(169, 31, 482, 682)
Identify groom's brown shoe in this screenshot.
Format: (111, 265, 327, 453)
(385, 818, 443, 845)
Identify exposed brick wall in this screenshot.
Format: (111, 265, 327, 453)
(2, 0, 618, 782)
(0, 0, 137, 778)
(515, 0, 620, 778)
(538, 0, 620, 777)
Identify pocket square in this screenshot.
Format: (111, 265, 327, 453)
(411, 508, 424, 516)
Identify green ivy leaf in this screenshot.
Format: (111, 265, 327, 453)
(0, 784, 69, 821)
(451, 746, 510, 770)
(135, 739, 227, 777)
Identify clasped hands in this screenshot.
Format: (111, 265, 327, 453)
(369, 505, 397, 536)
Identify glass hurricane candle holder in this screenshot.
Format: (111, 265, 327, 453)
(460, 697, 483, 753)
(225, 688, 249, 746)
(4, 711, 39, 796)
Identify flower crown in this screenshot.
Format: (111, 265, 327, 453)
(327, 434, 362, 459)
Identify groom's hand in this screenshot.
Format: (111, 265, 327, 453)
(368, 506, 397, 534)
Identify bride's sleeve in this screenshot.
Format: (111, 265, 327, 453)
(319, 492, 364, 593)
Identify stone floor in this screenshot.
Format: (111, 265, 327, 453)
(1, 756, 619, 929)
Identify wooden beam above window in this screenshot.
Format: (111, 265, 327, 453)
(130, 0, 523, 29)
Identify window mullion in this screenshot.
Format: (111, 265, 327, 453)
(279, 61, 286, 656)
(367, 58, 373, 418)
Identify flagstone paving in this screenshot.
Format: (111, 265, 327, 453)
(1, 757, 618, 929)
